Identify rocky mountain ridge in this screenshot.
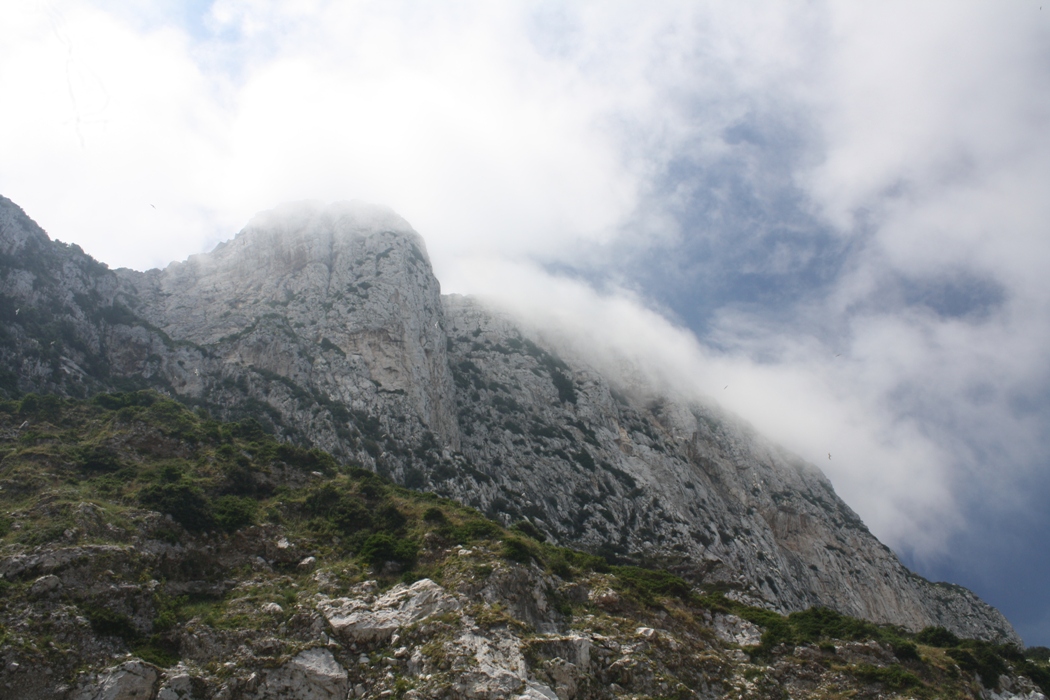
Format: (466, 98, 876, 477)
(0, 194, 1020, 644)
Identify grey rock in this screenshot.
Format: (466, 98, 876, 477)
(28, 574, 61, 598)
(72, 660, 159, 700)
(319, 578, 460, 645)
(248, 648, 347, 700)
(704, 611, 763, 647)
(155, 671, 201, 700)
(0, 194, 1020, 643)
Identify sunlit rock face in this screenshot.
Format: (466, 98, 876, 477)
(0, 195, 1020, 643)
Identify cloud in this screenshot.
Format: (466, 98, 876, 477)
(451, 256, 964, 553)
(1, 0, 645, 271)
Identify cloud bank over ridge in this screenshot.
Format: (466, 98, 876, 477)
(2, 0, 1049, 642)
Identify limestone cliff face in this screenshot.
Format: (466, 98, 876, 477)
(122, 201, 459, 450)
(0, 195, 1020, 643)
(437, 296, 1016, 642)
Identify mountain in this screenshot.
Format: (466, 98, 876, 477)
(0, 194, 1020, 645)
(3, 395, 1047, 700)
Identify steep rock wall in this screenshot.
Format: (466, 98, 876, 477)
(0, 195, 1019, 643)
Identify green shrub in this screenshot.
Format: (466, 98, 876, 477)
(231, 418, 268, 441)
(510, 520, 545, 542)
(159, 464, 184, 483)
(547, 552, 573, 580)
(446, 519, 502, 544)
(83, 604, 138, 642)
(916, 625, 960, 647)
(373, 503, 407, 532)
(422, 506, 447, 523)
(948, 644, 1008, 689)
(358, 533, 418, 568)
(1019, 658, 1050, 695)
(331, 498, 373, 534)
(18, 393, 62, 421)
(139, 483, 214, 532)
(219, 460, 269, 498)
(76, 445, 123, 473)
(92, 391, 156, 410)
(151, 593, 186, 633)
(891, 640, 920, 662)
(213, 496, 257, 532)
(133, 642, 179, 668)
(788, 607, 881, 644)
(501, 537, 535, 564)
(18, 522, 70, 546)
(611, 565, 692, 602)
(304, 483, 341, 512)
(741, 609, 795, 650)
(853, 664, 922, 691)
(1025, 646, 1050, 662)
(276, 443, 337, 474)
(562, 549, 608, 573)
(305, 485, 376, 534)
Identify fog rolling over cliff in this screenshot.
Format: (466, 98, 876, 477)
(0, 194, 1019, 643)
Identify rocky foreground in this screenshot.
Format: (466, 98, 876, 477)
(1, 395, 1048, 700)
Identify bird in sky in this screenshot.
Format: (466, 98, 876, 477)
(828, 452, 831, 460)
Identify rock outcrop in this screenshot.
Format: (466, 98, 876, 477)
(0, 193, 1020, 643)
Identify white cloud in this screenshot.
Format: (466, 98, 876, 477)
(450, 255, 964, 552)
(1, 0, 644, 271)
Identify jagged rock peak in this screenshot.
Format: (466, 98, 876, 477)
(168, 200, 429, 281)
(119, 199, 460, 448)
(0, 195, 49, 255)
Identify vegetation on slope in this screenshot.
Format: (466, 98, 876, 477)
(1, 391, 1047, 698)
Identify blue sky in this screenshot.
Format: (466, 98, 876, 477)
(2, 0, 1050, 644)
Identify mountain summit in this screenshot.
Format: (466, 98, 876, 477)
(0, 195, 1018, 645)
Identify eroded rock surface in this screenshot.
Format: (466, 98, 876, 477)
(0, 193, 1020, 643)
(72, 660, 159, 700)
(319, 578, 460, 644)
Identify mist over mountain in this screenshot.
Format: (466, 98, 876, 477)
(0, 194, 1019, 646)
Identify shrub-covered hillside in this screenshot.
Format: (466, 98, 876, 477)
(0, 392, 1047, 699)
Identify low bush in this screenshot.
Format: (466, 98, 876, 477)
(422, 506, 446, 523)
(852, 664, 922, 691)
(82, 604, 138, 642)
(213, 496, 257, 532)
(611, 565, 692, 603)
(510, 520, 545, 542)
(916, 625, 960, 647)
(358, 532, 418, 568)
(948, 644, 1008, 690)
(501, 536, 536, 564)
(139, 483, 214, 532)
(75, 445, 123, 473)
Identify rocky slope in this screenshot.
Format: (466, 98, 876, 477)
(0, 194, 1020, 643)
(1, 396, 1047, 700)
